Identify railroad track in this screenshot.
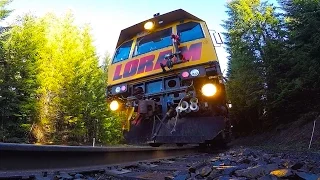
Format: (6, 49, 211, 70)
(3, 144, 318, 180)
(0, 143, 202, 179)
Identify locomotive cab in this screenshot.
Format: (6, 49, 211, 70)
(107, 9, 231, 146)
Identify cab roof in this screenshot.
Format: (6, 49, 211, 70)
(116, 9, 203, 47)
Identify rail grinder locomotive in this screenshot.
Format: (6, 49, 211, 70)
(106, 9, 231, 147)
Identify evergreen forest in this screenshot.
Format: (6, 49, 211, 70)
(0, 0, 319, 144)
(224, 0, 320, 136)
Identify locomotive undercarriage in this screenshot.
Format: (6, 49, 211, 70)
(121, 76, 232, 147)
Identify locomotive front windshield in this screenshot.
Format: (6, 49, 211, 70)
(177, 22, 204, 43)
(112, 21, 204, 64)
(133, 28, 172, 57)
(113, 40, 133, 63)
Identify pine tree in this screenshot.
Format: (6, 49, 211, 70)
(223, 0, 287, 133)
(271, 0, 320, 122)
(2, 11, 124, 144)
(0, 0, 13, 142)
(1, 14, 44, 142)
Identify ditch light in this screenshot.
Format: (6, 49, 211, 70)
(201, 83, 217, 97)
(110, 100, 120, 111)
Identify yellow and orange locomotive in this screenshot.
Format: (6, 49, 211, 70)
(107, 9, 231, 147)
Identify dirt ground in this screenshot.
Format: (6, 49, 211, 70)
(229, 115, 320, 153)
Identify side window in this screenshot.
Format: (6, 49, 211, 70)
(112, 40, 133, 64)
(177, 22, 204, 43)
(133, 28, 172, 57)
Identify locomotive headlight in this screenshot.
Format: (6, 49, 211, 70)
(144, 21, 154, 30)
(201, 83, 217, 97)
(110, 100, 120, 111)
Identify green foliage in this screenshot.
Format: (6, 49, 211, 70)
(99, 52, 124, 144)
(0, 0, 12, 21)
(0, 9, 123, 144)
(0, 2, 36, 143)
(225, 0, 320, 135)
(102, 51, 111, 85)
(2, 0, 319, 143)
(224, 0, 285, 133)
(224, 0, 291, 133)
(268, 0, 320, 123)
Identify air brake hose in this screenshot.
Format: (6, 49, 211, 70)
(151, 107, 175, 140)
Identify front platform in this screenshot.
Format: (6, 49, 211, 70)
(124, 115, 226, 144)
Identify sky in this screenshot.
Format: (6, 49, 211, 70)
(2, 0, 279, 73)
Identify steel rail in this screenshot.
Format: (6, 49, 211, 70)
(0, 143, 198, 178)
